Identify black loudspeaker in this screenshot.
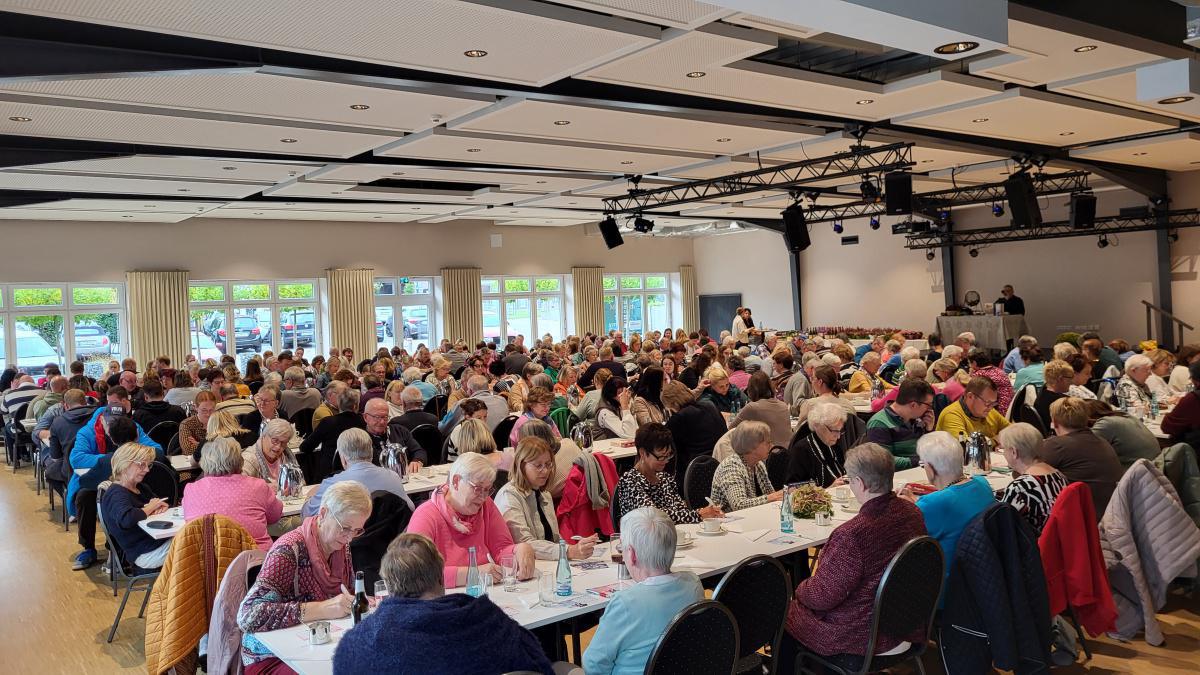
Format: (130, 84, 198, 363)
(781, 204, 810, 253)
(598, 216, 624, 249)
(884, 171, 913, 215)
(1070, 193, 1097, 229)
(1004, 173, 1042, 228)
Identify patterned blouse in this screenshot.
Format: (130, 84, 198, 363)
(710, 454, 776, 512)
(616, 468, 701, 524)
(999, 471, 1070, 534)
(1115, 376, 1153, 410)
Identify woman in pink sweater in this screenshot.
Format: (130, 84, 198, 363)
(182, 437, 283, 551)
(407, 452, 536, 586)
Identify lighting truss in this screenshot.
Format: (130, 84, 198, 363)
(601, 143, 913, 214)
(801, 171, 1091, 225)
(904, 209, 1200, 249)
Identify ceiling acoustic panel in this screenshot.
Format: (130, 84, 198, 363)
(218, 201, 461, 215)
(0, 0, 660, 87)
(1070, 132, 1200, 172)
(1049, 63, 1200, 125)
(11, 198, 226, 214)
(892, 88, 1177, 146)
(969, 20, 1166, 87)
(452, 98, 818, 156)
(758, 132, 1001, 173)
(306, 164, 606, 194)
(0, 207, 200, 222)
(375, 128, 711, 173)
(7, 155, 320, 184)
(197, 208, 428, 222)
(0, 171, 268, 198)
(0, 99, 399, 157)
(0, 69, 496, 133)
(579, 24, 1001, 122)
(261, 180, 517, 206)
(550, 0, 732, 29)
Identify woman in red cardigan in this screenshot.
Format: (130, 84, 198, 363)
(778, 443, 928, 670)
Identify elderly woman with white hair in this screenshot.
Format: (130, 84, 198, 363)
(785, 402, 857, 487)
(847, 351, 892, 396)
(870, 359, 930, 414)
(709, 421, 783, 512)
(238, 481, 372, 671)
(407, 452, 536, 587)
(183, 436, 284, 551)
(582, 507, 704, 675)
(996, 423, 1069, 534)
(899, 431, 995, 584)
(1115, 353, 1154, 410)
(241, 418, 298, 490)
(424, 355, 460, 397)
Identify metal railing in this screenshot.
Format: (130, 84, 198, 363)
(1143, 300, 1193, 348)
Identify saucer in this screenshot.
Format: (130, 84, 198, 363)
(676, 534, 695, 549)
(840, 503, 861, 514)
(696, 527, 726, 536)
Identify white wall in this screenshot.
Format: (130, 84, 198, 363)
(1169, 170, 1200, 345)
(693, 227, 799, 330)
(0, 217, 695, 282)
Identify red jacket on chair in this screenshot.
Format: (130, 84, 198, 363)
(555, 452, 618, 540)
(1038, 482, 1117, 636)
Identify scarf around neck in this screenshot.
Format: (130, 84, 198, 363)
(300, 514, 350, 598)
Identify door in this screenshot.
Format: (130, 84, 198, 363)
(699, 293, 742, 341)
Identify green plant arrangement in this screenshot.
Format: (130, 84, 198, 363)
(790, 484, 833, 519)
(1055, 332, 1081, 347)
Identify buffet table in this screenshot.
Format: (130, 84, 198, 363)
(934, 315, 1029, 351)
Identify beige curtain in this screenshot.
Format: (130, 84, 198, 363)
(572, 267, 605, 337)
(327, 268, 375, 359)
(680, 265, 699, 331)
(126, 270, 191, 368)
(441, 267, 483, 343)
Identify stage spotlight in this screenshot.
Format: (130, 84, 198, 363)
(1097, 235, 1109, 249)
(925, 250, 935, 261)
(869, 216, 880, 230)
(992, 203, 1005, 218)
(832, 221, 844, 234)
(939, 210, 951, 221)
(968, 248, 979, 258)
(860, 179, 879, 202)
(632, 216, 655, 233)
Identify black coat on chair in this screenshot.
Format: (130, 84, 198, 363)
(350, 491, 414, 589)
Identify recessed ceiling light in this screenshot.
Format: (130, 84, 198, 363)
(254, 212, 263, 215)
(934, 41, 979, 55)
(466, 197, 474, 200)
(222, 166, 238, 171)
(7, 116, 31, 122)
(287, 171, 298, 176)
(1132, 152, 1148, 156)
(1157, 96, 1194, 105)
(373, 215, 382, 219)
(1059, 131, 1075, 136)
(553, 120, 571, 126)
(971, 118, 989, 123)
(285, 202, 295, 206)
(464, 49, 488, 58)
(413, 207, 420, 210)
(685, 71, 706, 78)
(855, 99, 874, 105)
(1073, 45, 1098, 53)
(331, 191, 341, 194)
(535, 180, 548, 184)
(568, 202, 577, 205)
(349, 104, 370, 110)
(280, 138, 298, 143)
(122, 215, 132, 218)
(466, 148, 482, 152)
(392, 172, 405, 176)
(715, 138, 731, 143)
(620, 161, 635, 165)
(921, 159, 934, 163)
(178, 188, 190, 192)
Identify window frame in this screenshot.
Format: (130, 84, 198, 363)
(481, 275, 565, 344)
(0, 282, 127, 376)
(601, 273, 672, 337)
(374, 276, 438, 352)
(187, 279, 321, 362)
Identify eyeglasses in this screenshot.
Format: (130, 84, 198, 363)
(363, 410, 388, 420)
(330, 512, 364, 538)
(972, 394, 999, 408)
(255, 397, 278, 405)
(528, 461, 555, 472)
(132, 460, 149, 470)
(464, 479, 493, 496)
(648, 448, 675, 462)
(823, 425, 845, 435)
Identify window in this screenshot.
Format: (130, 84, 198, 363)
(0, 283, 126, 379)
(481, 276, 564, 344)
(602, 274, 671, 337)
(375, 276, 437, 353)
(189, 280, 321, 367)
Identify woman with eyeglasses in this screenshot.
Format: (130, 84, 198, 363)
(407, 452, 537, 587)
(784, 402, 857, 487)
(237, 481, 373, 674)
(494, 436, 597, 560)
(615, 423, 724, 525)
(99, 442, 172, 569)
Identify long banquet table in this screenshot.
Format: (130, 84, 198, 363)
(250, 456, 1013, 675)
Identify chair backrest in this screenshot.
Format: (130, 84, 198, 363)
(645, 599, 739, 675)
(146, 421, 179, 450)
(549, 407, 575, 437)
(289, 407, 314, 438)
(931, 392, 952, 423)
(1010, 385, 1047, 435)
(95, 481, 134, 577)
(864, 536, 945, 661)
(712, 555, 790, 663)
(166, 432, 181, 457)
(843, 410, 867, 446)
(764, 445, 789, 489)
(142, 460, 180, 506)
(424, 394, 449, 419)
(683, 454, 720, 509)
(246, 562, 261, 588)
(408, 423, 444, 467)
(611, 478, 628, 528)
(350, 491, 414, 589)
(492, 414, 519, 450)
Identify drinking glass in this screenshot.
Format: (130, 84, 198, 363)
(370, 580, 388, 611)
(609, 533, 623, 565)
(537, 570, 558, 604)
(500, 553, 517, 591)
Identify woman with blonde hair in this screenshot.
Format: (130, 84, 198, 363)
(424, 355, 459, 397)
(698, 364, 749, 414)
(223, 363, 250, 397)
(100, 443, 171, 569)
(198, 409, 251, 460)
(493, 437, 597, 559)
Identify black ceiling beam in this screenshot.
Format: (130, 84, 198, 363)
(903, 209, 1200, 249)
(1009, 1, 1191, 59)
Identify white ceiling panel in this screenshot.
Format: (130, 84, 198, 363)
(375, 128, 711, 173)
(452, 206, 606, 222)
(452, 98, 817, 155)
(1070, 132, 1200, 171)
(307, 164, 611, 194)
(261, 180, 517, 205)
(758, 131, 1003, 173)
(10, 198, 226, 214)
(494, 218, 595, 227)
(722, 12, 821, 39)
(0, 70, 495, 133)
(656, 155, 783, 179)
(0, 99, 398, 157)
(893, 88, 1177, 146)
(510, 194, 611, 209)
(1049, 63, 1200, 124)
(7, 155, 319, 183)
(0, 171, 268, 198)
(678, 203, 788, 218)
(550, 0, 731, 29)
(198, 208, 428, 222)
(0, 207, 200, 222)
(218, 201, 461, 215)
(0, 0, 660, 87)
(969, 20, 1165, 87)
(570, 176, 679, 197)
(580, 24, 1003, 121)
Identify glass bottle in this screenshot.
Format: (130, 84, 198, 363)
(780, 485, 795, 534)
(555, 539, 572, 597)
(465, 546, 483, 597)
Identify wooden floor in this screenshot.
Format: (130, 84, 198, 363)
(2, 465, 1197, 674)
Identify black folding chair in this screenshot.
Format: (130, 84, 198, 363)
(611, 480, 628, 528)
(714, 555, 792, 675)
(492, 414, 519, 450)
(350, 491, 414, 589)
(96, 482, 160, 643)
(683, 454, 719, 509)
(146, 421, 179, 450)
(409, 423, 444, 467)
(142, 460, 180, 506)
(290, 408, 314, 438)
(424, 394, 449, 420)
(166, 432, 182, 456)
(645, 600, 740, 675)
(795, 536, 944, 675)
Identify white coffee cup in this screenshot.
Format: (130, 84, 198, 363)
(701, 518, 722, 534)
(833, 486, 851, 503)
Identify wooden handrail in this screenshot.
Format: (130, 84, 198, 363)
(1141, 300, 1195, 330)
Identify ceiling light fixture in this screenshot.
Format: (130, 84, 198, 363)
(222, 166, 238, 170)
(1157, 96, 1194, 105)
(466, 148, 482, 152)
(869, 216, 880, 230)
(254, 212, 263, 215)
(832, 221, 844, 234)
(926, 250, 935, 261)
(715, 138, 731, 143)
(392, 172, 405, 176)
(553, 120, 571, 126)
(860, 178, 880, 202)
(934, 41, 979, 55)
(1059, 131, 1075, 136)
(178, 188, 190, 192)
(1073, 45, 1098, 53)
(7, 116, 31, 122)
(464, 50, 488, 58)
(971, 118, 989, 123)
(633, 216, 655, 233)
(1132, 152, 1148, 156)
(280, 138, 298, 143)
(992, 203, 1005, 218)
(969, 247, 979, 258)
(535, 180, 548, 184)
(1097, 234, 1109, 249)
(349, 104, 370, 110)
(856, 99, 874, 105)
(686, 71, 706, 78)
(122, 215, 132, 218)
(620, 161, 634, 165)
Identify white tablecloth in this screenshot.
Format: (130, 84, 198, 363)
(935, 315, 1029, 351)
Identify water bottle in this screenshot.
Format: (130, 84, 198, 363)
(555, 539, 572, 597)
(1150, 392, 1159, 420)
(780, 485, 795, 534)
(465, 546, 484, 597)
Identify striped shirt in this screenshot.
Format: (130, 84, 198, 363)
(999, 471, 1070, 534)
